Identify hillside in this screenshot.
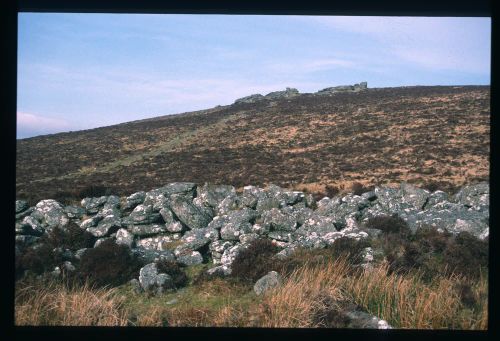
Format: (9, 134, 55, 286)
(16, 85, 490, 203)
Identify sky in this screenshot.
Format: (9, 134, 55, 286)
(17, 14, 491, 139)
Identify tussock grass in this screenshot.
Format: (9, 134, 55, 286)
(15, 258, 488, 329)
(15, 279, 129, 326)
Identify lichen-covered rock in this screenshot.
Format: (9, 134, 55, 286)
(34, 199, 69, 231)
(178, 227, 219, 251)
(115, 228, 134, 248)
(453, 182, 489, 212)
(87, 214, 121, 237)
(210, 240, 236, 265)
(254, 271, 282, 295)
(400, 183, 430, 210)
(424, 190, 450, 209)
(234, 93, 264, 104)
(128, 224, 168, 237)
(169, 195, 213, 230)
(136, 234, 182, 251)
(176, 250, 203, 266)
(79, 215, 103, 229)
(220, 243, 247, 268)
(241, 185, 263, 209)
(18, 216, 45, 236)
(132, 247, 176, 264)
(197, 183, 236, 208)
(81, 196, 108, 214)
(124, 191, 146, 210)
(216, 193, 243, 216)
(64, 205, 86, 219)
(261, 208, 297, 232)
(139, 263, 174, 294)
(123, 204, 161, 225)
(16, 200, 30, 214)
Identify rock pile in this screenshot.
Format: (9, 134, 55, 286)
(15, 181, 488, 291)
(316, 82, 368, 95)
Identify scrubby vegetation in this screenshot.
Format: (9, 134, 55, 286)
(77, 239, 142, 287)
(15, 223, 96, 279)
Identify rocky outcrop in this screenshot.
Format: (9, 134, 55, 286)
(316, 82, 368, 95)
(15, 181, 489, 279)
(254, 271, 283, 295)
(233, 83, 368, 105)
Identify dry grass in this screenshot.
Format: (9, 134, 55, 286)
(14, 258, 488, 329)
(254, 258, 488, 329)
(255, 258, 351, 327)
(15, 280, 129, 326)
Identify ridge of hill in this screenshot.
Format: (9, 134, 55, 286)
(16, 85, 490, 204)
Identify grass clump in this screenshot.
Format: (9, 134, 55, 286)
(15, 278, 129, 326)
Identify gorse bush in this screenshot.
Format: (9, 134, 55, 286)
(77, 239, 142, 288)
(230, 238, 280, 284)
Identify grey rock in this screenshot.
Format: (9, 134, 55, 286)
(64, 205, 86, 219)
(128, 224, 168, 237)
(123, 204, 161, 225)
(209, 240, 236, 265)
(116, 228, 134, 248)
(400, 182, 430, 210)
(136, 234, 182, 251)
(132, 247, 176, 264)
(241, 186, 262, 209)
(18, 216, 45, 236)
(79, 215, 103, 229)
(159, 207, 175, 224)
(424, 190, 450, 209)
(176, 250, 203, 266)
(254, 271, 282, 295)
(87, 214, 121, 237)
(62, 261, 76, 272)
(234, 93, 264, 104)
(179, 227, 219, 251)
(34, 199, 70, 231)
(139, 263, 174, 294)
(130, 278, 143, 294)
(81, 196, 108, 214)
(16, 206, 34, 221)
(124, 191, 146, 210)
(261, 208, 297, 232)
(344, 309, 391, 329)
(197, 183, 236, 208)
(74, 248, 88, 260)
(453, 182, 489, 211)
(217, 193, 243, 216)
(220, 243, 247, 269)
(264, 87, 299, 100)
(169, 195, 213, 230)
(239, 233, 260, 245)
(16, 200, 30, 214)
(166, 221, 184, 233)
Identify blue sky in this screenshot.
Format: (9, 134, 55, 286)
(17, 14, 491, 138)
